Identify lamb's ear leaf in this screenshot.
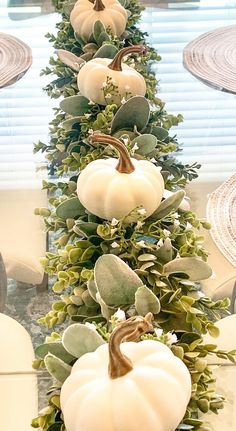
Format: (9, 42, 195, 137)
(35, 342, 75, 364)
(111, 97, 150, 134)
(60, 95, 90, 116)
(94, 254, 143, 306)
(62, 323, 105, 358)
(56, 197, 85, 219)
(44, 354, 71, 383)
(149, 191, 185, 220)
(57, 49, 85, 71)
(135, 286, 161, 316)
(94, 44, 118, 59)
(163, 257, 212, 281)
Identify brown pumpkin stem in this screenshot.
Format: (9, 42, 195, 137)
(108, 45, 146, 72)
(93, 0, 105, 11)
(90, 133, 135, 174)
(108, 313, 154, 379)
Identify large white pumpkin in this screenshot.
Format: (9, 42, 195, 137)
(61, 314, 192, 431)
(70, 0, 128, 40)
(77, 45, 147, 105)
(77, 133, 164, 220)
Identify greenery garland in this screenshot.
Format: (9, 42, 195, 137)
(32, 1, 235, 430)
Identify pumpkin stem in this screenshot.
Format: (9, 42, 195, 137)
(108, 45, 146, 72)
(108, 313, 154, 379)
(90, 133, 135, 174)
(93, 0, 105, 11)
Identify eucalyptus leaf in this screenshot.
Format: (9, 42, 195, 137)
(163, 257, 212, 281)
(119, 0, 127, 6)
(132, 134, 157, 156)
(73, 221, 99, 237)
(35, 342, 75, 364)
(94, 254, 143, 306)
(67, 143, 81, 154)
(82, 289, 98, 307)
(149, 190, 186, 220)
(57, 49, 85, 72)
(94, 44, 118, 59)
(60, 95, 90, 116)
(111, 97, 150, 134)
(138, 254, 157, 262)
(44, 354, 71, 383)
(135, 285, 160, 315)
(56, 197, 85, 219)
(62, 323, 105, 358)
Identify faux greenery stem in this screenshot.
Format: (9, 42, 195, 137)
(93, 0, 105, 11)
(109, 313, 154, 379)
(90, 133, 135, 173)
(108, 45, 146, 72)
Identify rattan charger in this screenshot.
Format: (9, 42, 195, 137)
(0, 33, 32, 88)
(207, 174, 236, 268)
(183, 25, 236, 94)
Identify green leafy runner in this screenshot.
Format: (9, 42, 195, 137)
(33, 1, 234, 430)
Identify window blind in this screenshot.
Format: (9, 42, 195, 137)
(1, 2, 235, 188)
(140, 1, 236, 181)
(0, 10, 58, 189)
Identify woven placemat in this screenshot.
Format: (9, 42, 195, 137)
(207, 174, 236, 268)
(0, 33, 32, 88)
(183, 25, 236, 94)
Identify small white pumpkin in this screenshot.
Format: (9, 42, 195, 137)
(70, 0, 128, 40)
(77, 133, 164, 220)
(77, 45, 147, 105)
(61, 313, 192, 431)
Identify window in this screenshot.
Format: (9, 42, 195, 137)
(0, 7, 57, 189)
(140, 0, 236, 181)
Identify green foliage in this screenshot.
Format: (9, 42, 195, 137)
(62, 322, 105, 357)
(34, 1, 234, 430)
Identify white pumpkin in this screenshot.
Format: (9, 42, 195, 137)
(77, 45, 147, 105)
(61, 313, 192, 431)
(70, 0, 128, 40)
(77, 133, 164, 220)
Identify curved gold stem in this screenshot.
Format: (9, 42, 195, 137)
(108, 45, 146, 72)
(90, 133, 135, 174)
(108, 313, 154, 379)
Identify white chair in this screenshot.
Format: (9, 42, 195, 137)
(0, 254, 7, 312)
(0, 188, 47, 288)
(0, 312, 38, 431)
